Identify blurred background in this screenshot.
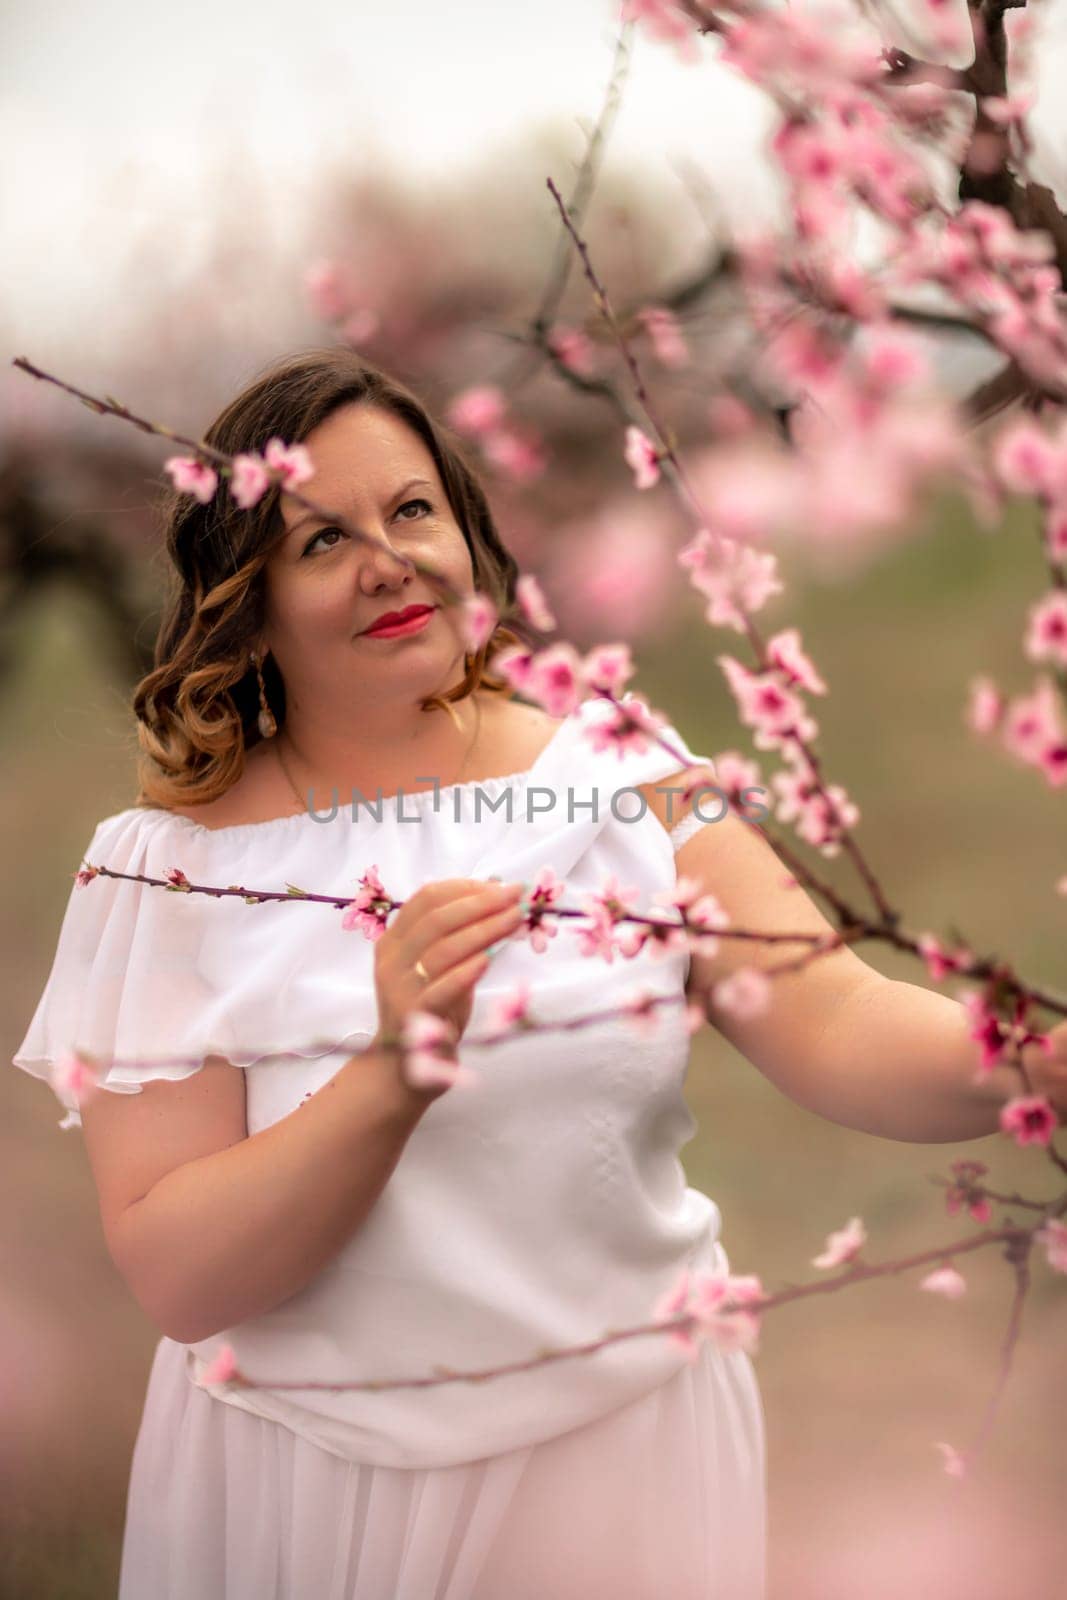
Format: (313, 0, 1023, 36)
(3, 1, 1067, 1596)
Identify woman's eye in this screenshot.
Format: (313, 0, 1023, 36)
(302, 527, 343, 556)
(302, 501, 432, 557)
(397, 497, 433, 520)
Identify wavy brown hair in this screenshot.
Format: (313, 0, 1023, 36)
(133, 347, 532, 810)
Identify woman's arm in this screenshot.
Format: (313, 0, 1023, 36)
(82, 1047, 429, 1345)
(639, 782, 1032, 1145)
(794, 969, 1022, 1143)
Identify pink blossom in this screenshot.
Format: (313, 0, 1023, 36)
(935, 1441, 967, 1478)
(718, 656, 811, 744)
(516, 866, 564, 955)
(621, 990, 669, 1036)
(547, 325, 596, 376)
(859, 330, 930, 393)
(304, 259, 350, 322)
(624, 425, 661, 490)
(1038, 740, 1067, 788)
(769, 770, 859, 856)
(551, 504, 675, 639)
(712, 967, 772, 1020)
(1044, 508, 1067, 562)
(460, 593, 499, 652)
(689, 1269, 766, 1355)
(966, 676, 1003, 736)
(229, 453, 271, 510)
(765, 628, 827, 695)
(999, 1093, 1057, 1147)
(993, 420, 1059, 497)
(819, 258, 886, 319)
(944, 1159, 992, 1225)
(401, 1010, 475, 1091)
(920, 1264, 967, 1299)
(773, 120, 844, 187)
(74, 865, 100, 888)
(482, 427, 547, 482)
(164, 454, 219, 504)
(263, 437, 315, 489)
(982, 94, 1033, 127)
(526, 642, 585, 718)
(1035, 1217, 1067, 1273)
(706, 394, 757, 439)
(583, 695, 666, 762)
(916, 933, 975, 983)
(621, 0, 701, 65)
(446, 385, 506, 438)
(340, 865, 393, 940)
(652, 875, 729, 959)
(1025, 592, 1067, 667)
(576, 874, 643, 963)
(340, 308, 380, 346)
(651, 1267, 702, 1361)
(1001, 677, 1064, 767)
(959, 989, 1011, 1074)
(492, 643, 538, 696)
(684, 1001, 708, 1036)
(637, 306, 690, 368)
(678, 529, 784, 633)
(164, 867, 191, 890)
(581, 642, 635, 696)
(573, 901, 626, 964)
(51, 1049, 100, 1107)
(515, 573, 556, 633)
(484, 983, 533, 1036)
(197, 1345, 241, 1387)
(812, 1214, 867, 1270)
(712, 752, 763, 805)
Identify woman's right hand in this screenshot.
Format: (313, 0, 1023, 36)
(371, 876, 526, 1074)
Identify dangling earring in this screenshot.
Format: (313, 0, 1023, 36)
(252, 650, 277, 739)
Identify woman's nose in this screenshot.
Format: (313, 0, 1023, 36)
(358, 531, 416, 584)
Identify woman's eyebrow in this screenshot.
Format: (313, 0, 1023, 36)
(285, 477, 436, 538)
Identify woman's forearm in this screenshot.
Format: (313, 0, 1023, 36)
(110, 1047, 428, 1344)
(816, 976, 1024, 1144)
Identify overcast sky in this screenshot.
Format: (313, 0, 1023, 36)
(1, 0, 775, 350)
(2, 0, 1064, 361)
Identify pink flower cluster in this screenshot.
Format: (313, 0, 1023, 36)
(490, 639, 636, 718)
(635, 305, 689, 368)
(652, 1264, 767, 1359)
(303, 259, 381, 347)
(943, 1159, 992, 1225)
(966, 672, 1067, 789)
(445, 385, 546, 483)
(713, 633, 859, 856)
(890, 203, 1066, 390)
(400, 1012, 476, 1092)
(340, 864, 394, 941)
(164, 438, 315, 509)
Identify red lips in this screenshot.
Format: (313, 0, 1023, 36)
(362, 604, 435, 634)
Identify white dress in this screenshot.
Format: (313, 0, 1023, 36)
(13, 692, 767, 1599)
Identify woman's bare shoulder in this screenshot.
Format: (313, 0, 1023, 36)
(162, 745, 287, 832)
(479, 691, 565, 769)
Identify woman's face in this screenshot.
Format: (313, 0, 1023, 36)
(262, 401, 476, 714)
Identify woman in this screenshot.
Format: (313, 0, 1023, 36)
(14, 347, 1016, 1598)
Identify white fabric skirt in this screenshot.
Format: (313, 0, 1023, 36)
(119, 1335, 767, 1600)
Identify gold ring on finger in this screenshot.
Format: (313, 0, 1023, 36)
(414, 958, 430, 982)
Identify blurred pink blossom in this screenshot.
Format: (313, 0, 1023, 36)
(165, 455, 219, 504)
(812, 1214, 867, 1269)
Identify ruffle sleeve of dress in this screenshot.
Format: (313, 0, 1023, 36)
(13, 692, 733, 1470)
